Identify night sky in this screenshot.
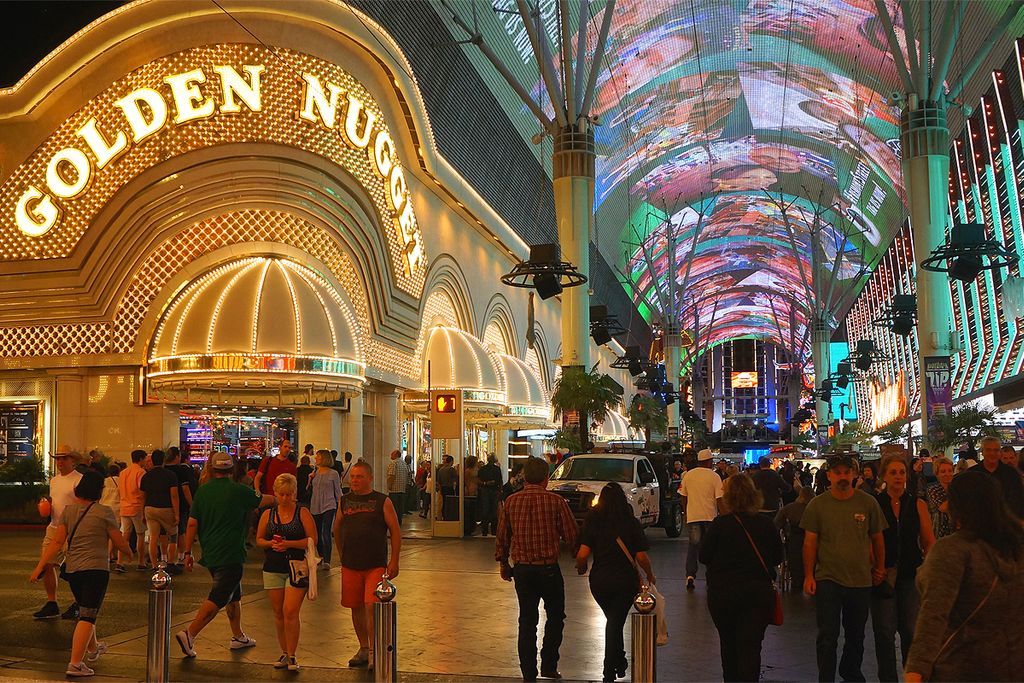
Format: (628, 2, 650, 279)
(1, 1, 126, 87)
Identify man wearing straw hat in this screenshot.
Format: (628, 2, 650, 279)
(33, 445, 83, 620)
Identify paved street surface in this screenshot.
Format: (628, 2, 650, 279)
(0, 518, 844, 682)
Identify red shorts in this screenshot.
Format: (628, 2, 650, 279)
(340, 566, 386, 608)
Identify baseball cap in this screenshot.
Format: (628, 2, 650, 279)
(827, 454, 858, 471)
(697, 448, 714, 462)
(210, 451, 235, 471)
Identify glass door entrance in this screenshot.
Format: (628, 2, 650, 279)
(179, 407, 296, 465)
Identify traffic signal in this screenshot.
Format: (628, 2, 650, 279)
(434, 394, 457, 413)
(430, 390, 463, 439)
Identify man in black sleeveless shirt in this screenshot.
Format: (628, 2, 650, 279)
(333, 461, 401, 669)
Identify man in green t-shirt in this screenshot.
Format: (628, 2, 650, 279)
(175, 452, 269, 659)
(801, 455, 887, 682)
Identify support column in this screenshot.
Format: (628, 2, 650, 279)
(552, 124, 594, 370)
(812, 318, 832, 453)
(494, 428, 510, 474)
(665, 327, 682, 437)
(53, 372, 84, 453)
(380, 391, 400, 478)
(343, 393, 364, 463)
(902, 103, 955, 449)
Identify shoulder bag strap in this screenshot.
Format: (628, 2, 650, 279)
(935, 573, 999, 660)
(615, 536, 644, 585)
(66, 502, 97, 552)
(734, 514, 774, 583)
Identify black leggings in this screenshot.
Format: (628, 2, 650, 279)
(589, 572, 637, 681)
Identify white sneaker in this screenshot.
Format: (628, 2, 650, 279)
(273, 653, 289, 669)
(230, 633, 256, 650)
(175, 629, 196, 658)
(287, 655, 300, 671)
(85, 642, 108, 662)
(66, 662, 95, 677)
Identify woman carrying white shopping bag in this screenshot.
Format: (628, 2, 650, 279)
(575, 483, 657, 682)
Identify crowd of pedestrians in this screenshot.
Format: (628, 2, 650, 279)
(25, 435, 1024, 681)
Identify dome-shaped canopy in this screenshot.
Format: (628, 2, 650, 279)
(495, 353, 549, 421)
(422, 326, 505, 407)
(594, 411, 640, 443)
(147, 257, 363, 404)
(151, 257, 360, 360)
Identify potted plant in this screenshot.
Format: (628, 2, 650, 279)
(550, 365, 621, 451)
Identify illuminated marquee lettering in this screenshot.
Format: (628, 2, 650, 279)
(11, 60, 423, 276)
(14, 64, 264, 237)
(298, 72, 422, 273)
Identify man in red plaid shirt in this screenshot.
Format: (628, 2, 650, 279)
(496, 457, 578, 682)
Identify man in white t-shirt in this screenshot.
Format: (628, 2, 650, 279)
(678, 448, 723, 591)
(34, 445, 84, 620)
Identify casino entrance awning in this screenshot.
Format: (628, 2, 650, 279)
(593, 410, 640, 444)
(146, 257, 364, 406)
(405, 325, 507, 415)
(477, 353, 552, 428)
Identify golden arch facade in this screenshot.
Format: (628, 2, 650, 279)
(0, 1, 569, 470)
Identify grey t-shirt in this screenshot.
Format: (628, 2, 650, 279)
(801, 489, 887, 588)
(60, 502, 119, 573)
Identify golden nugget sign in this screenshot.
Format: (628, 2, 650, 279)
(12, 58, 423, 274)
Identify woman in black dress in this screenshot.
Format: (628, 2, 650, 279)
(575, 483, 656, 682)
(700, 473, 783, 682)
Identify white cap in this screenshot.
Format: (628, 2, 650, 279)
(697, 448, 713, 462)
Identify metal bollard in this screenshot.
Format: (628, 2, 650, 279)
(146, 562, 172, 683)
(631, 587, 657, 682)
(373, 574, 398, 683)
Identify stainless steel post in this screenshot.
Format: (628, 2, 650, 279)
(631, 588, 657, 682)
(373, 574, 398, 683)
(146, 563, 172, 683)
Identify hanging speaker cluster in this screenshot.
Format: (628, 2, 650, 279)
(500, 243, 587, 300)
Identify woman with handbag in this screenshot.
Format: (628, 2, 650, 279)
(699, 473, 783, 682)
(871, 455, 935, 682)
(256, 473, 317, 671)
(308, 450, 342, 570)
(575, 482, 655, 682)
(904, 470, 1023, 682)
(29, 471, 132, 677)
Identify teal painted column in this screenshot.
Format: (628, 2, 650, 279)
(812, 318, 831, 453)
(901, 102, 955, 450)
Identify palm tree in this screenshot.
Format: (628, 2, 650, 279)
(550, 365, 621, 450)
(628, 394, 668, 449)
(926, 403, 1000, 452)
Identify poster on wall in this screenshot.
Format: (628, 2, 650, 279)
(923, 356, 953, 438)
(0, 404, 39, 462)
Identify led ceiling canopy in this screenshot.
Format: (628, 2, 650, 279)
(439, 0, 1023, 365)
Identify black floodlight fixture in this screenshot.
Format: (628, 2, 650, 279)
(837, 374, 850, 390)
(612, 345, 651, 377)
(872, 293, 917, 337)
(855, 339, 874, 371)
(852, 339, 888, 372)
(589, 305, 627, 346)
(500, 243, 588, 300)
(921, 223, 1018, 283)
(817, 379, 841, 401)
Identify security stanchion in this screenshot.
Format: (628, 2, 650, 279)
(373, 574, 398, 683)
(631, 586, 657, 682)
(146, 563, 172, 683)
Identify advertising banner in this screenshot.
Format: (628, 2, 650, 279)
(923, 356, 953, 437)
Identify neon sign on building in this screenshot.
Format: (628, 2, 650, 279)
(869, 371, 908, 431)
(6, 46, 425, 278)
